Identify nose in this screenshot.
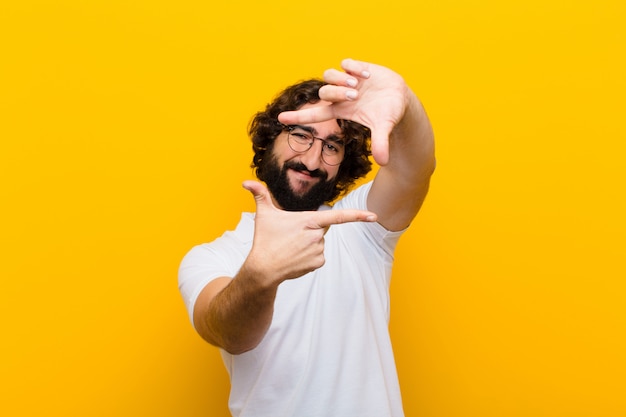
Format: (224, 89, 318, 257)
(298, 139, 324, 171)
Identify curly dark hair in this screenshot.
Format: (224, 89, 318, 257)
(249, 79, 372, 203)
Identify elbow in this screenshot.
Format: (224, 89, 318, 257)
(197, 327, 261, 355)
(222, 343, 256, 356)
(215, 339, 260, 356)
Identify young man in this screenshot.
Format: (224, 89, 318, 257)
(179, 59, 435, 417)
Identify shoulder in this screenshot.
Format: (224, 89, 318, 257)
(329, 181, 405, 251)
(332, 181, 373, 211)
(181, 212, 254, 267)
(178, 213, 253, 323)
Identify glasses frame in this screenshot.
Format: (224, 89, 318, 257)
(280, 124, 345, 166)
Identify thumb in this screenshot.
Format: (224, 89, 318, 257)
(242, 180, 276, 211)
(370, 125, 392, 166)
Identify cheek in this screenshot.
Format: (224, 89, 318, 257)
(326, 165, 340, 180)
(272, 136, 297, 162)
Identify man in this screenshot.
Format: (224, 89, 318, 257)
(178, 58, 435, 417)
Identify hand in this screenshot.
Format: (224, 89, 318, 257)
(242, 180, 377, 284)
(277, 58, 413, 166)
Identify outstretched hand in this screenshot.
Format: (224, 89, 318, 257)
(243, 180, 377, 284)
(277, 58, 413, 166)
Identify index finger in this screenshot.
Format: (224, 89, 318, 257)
(277, 104, 335, 126)
(311, 209, 377, 229)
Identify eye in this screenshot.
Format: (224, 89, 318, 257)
(323, 142, 339, 154)
(290, 130, 312, 142)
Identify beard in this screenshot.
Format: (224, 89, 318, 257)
(262, 156, 338, 211)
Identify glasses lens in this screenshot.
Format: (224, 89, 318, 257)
(287, 127, 344, 166)
(321, 143, 342, 165)
(288, 129, 313, 153)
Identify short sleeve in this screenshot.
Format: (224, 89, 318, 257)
(177, 214, 253, 326)
(333, 181, 406, 257)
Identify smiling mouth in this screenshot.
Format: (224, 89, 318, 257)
(290, 168, 315, 179)
(288, 169, 320, 193)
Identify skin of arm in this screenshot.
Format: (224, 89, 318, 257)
(367, 90, 435, 231)
(193, 270, 276, 355)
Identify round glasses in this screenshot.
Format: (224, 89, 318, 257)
(282, 124, 345, 166)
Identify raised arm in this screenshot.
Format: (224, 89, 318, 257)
(367, 83, 435, 231)
(193, 181, 377, 354)
(278, 59, 436, 231)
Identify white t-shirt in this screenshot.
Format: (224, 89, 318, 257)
(179, 181, 406, 417)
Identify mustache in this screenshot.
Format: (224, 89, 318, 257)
(283, 161, 326, 179)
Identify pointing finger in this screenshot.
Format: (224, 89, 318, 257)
(312, 209, 377, 229)
(277, 104, 335, 126)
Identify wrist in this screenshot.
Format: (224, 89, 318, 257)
(239, 253, 283, 291)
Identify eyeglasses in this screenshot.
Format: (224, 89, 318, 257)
(281, 124, 345, 166)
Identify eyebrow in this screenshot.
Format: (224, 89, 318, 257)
(291, 124, 345, 144)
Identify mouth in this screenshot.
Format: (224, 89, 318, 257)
(285, 160, 323, 180)
(289, 167, 316, 180)
(286, 167, 322, 196)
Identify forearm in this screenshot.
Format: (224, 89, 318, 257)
(197, 262, 279, 355)
(389, 90, 436, 181)
(369, 91, 435, 231)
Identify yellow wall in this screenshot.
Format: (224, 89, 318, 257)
(1, 1, 624, 416)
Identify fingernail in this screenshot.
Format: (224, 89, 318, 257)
(361, 70, 370, 78)
(346, 90, 357, 100)
(366, 215, 376, 222)
(346, 77, 357, 87)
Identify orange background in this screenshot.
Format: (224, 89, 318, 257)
(1, 1, 625, 416)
